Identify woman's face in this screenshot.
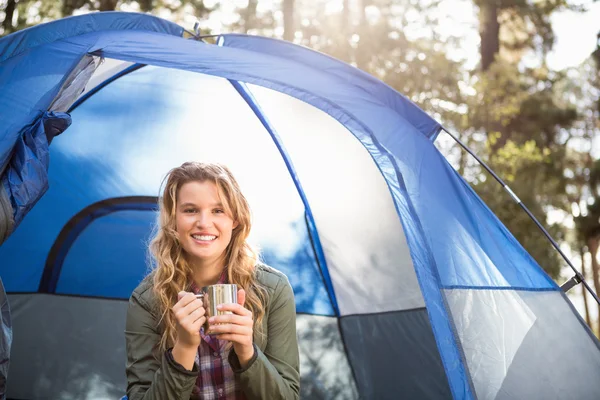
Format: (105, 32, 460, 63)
(175, 180, 237, 269)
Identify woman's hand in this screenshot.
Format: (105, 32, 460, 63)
(171, 291, 205, 369)
(209, 289, 255, 367)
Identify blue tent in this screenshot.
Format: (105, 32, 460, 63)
(1, 11, 599, 400)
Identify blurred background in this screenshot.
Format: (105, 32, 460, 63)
(1, 0, 600, 335)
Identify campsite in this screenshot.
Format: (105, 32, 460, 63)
(0, 2, 600, 399)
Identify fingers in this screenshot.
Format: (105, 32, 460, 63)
(173, 291, 198, 311)
(190, 307, 206, 324)
(209, 322, 252, 336)
(172, 292, 205, 328)
(208, 308, 253, 339)
(177, 301, 205, 323)
(175, 305, 205, 340)
(209, 313, 251, 327)
(216, 302, 252, 317)
(181, 297, 204, 316)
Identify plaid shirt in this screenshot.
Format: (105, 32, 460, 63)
(189, 271, 246, 400)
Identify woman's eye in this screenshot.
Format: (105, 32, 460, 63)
(214, 209, 224, 214)
(184, 209, 196, 213)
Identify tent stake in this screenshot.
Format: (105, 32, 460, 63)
(441, 128, 600, 306)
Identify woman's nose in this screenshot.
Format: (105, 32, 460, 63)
(195, 211, 211, 227)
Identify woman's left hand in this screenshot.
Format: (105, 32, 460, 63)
(208, 289, 255, 367)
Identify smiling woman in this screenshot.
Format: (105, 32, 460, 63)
(125, 161, 300, 400)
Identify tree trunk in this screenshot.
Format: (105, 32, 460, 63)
(282, 0, 294, 42)
(359, 0, 369, 27)
(62, 0, 74, 17)
(594, 31, 600, 114)
(342, 0, 350, 32)
(355, 0, 370, 70)
(2, 0, 16, 34)
(339, 0, 352, 63)
(479, 1, 500, 71)
(243, 0, 258, 33)
(138, 0, 152, 12)
(98, 0, 118, 12)
(587, 236, 600, 335)
(581, 246, 592, 328)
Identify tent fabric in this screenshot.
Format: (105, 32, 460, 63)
(0, 11, 598, 400)
(49, 55, 102, 113)
(445, 288, 600, 400)
(2, 112, 71, 231)
(41, 198, 158, 296)
(340, 309, 452, 399)
(0, 181, 13, 246)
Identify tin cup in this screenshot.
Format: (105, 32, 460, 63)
(195, 284, 237, 335)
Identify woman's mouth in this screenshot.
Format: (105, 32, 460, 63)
(191, 234, 217, 242)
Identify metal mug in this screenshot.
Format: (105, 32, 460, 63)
(195, 284, 237, 335)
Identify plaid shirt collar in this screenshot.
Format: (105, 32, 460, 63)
(189, 268, 228, 294)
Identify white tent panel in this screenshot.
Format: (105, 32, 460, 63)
(445, 288, 600, 400)
(247, 84, 425, 316)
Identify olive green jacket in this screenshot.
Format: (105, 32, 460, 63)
(125, 263, 300, 400)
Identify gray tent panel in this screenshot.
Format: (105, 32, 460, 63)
(8, 294, 126, 399)
(296, 315, 359, 399)
(340, 308, 452, 399)
(445, 288, 600, 400)
(7, 295, 358, 399)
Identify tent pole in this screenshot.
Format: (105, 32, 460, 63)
(440, 127, 600, 306)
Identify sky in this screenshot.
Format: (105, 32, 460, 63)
(431, 0, 600, 71)
(548, 1, 600, 70)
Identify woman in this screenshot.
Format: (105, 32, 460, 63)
(125, 162, 300, 400)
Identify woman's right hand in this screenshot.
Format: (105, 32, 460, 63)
(172, 291, 206, 349)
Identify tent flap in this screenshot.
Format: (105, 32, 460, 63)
(0, 181, 13, 246)
(1, 111, 71, 228)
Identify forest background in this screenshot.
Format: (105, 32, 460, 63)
(2, 0, 600, 335)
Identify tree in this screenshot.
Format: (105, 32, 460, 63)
(575, 159, 600, 334)
(2, 0, 17, 35)
(457, 1, 586, 280)
(475, 0, 576, 72)
(283, 0, 294, 41)
(1, 0, 39, 35)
